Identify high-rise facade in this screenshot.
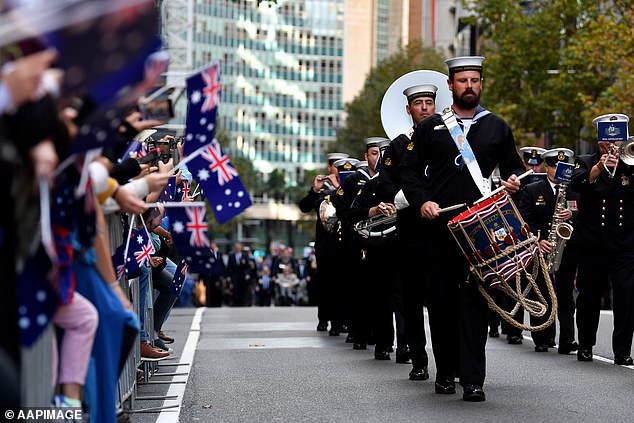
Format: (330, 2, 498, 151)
(190, 0, 345, 190)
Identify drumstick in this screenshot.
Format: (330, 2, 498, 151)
(473, 169, 534, 204)
(438, 203, 467, 214)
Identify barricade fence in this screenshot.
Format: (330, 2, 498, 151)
(19, 212, 158, 416)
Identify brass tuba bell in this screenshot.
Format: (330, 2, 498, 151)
(319, 199, 338, 232)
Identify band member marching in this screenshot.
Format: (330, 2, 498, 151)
(570, 113, 634, 365)
(299, 152, 349, 335)
(399, 56, 525, 402)
(377, 81, 445, 380)
(519, 148, 579, 353)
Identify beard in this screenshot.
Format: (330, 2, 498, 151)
(453, 89, 480, 109)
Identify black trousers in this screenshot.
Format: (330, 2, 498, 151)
(528, 272, 556, 346)
(315, 253, 345, 328)
(364, 244, 396, 350)
(554, 244, 578, 345)
(576, 249, 634, 357)
(399, 233, 429, 369)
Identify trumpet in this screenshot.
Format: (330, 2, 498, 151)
(353, 213, 397, 238)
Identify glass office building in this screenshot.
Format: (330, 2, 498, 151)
(193, 0, 345, 192)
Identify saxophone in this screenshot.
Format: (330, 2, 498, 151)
(545, 182, 574, 274)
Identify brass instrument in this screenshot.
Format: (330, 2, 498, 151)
(618, 137, 634, 166)
(545, 181, 573, 274)
(353, 213, 397, 238)
(318, 199, 338, 232)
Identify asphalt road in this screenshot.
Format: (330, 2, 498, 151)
(130, 306, 633, 423)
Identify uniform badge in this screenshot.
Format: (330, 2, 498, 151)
(407, 141, 414, 151)
(575, 163, 580, 169)
(336, 188, 344, 196)
(622, 174, 630, 186)
(535, 194, 546, 206)
(343, 161, 353, 171)
(557, 151, 566, 161)
(385, 158, 392, 166)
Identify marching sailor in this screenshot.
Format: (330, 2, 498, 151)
(377, 83, 440, 380)
(399, 56, 525, 401)
(299, 152, 348, 335)
(519, 148, 579, 353)
(570, 113, 634, 365)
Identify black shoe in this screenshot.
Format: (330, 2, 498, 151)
(353, 343, 367, 350)
(345, 334, 354, 343)
(547, 340, 557, 348)
(507, 336, 523, 345)
(614, 355, 634, 365)
(434, 377, 456, 394)
(409, 367, 429, 381)
(558, 341, 579, 355)
(534, 345, 549, 353)
(462, 384, 486, 402)
(374, 349, 391, 360)
(339, 324, 349, 334)
(395, 347, 411, 364)
(328, 328, 340, 336)
(577, 348, 593, 362)
(317, 322, 328, 332)
(489, 329, 500, 338)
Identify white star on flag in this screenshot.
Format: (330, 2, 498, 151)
(137, 235, 144, 244)
(197, 169, 210, 181)
(173, 221, 184, 234)
(191, 90, 201, 104)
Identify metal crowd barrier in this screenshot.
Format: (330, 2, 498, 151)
(20, 326, 53, 407)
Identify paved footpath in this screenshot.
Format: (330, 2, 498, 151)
(131, 307, 633, 423)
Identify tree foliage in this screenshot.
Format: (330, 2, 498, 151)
(332, 41, 447, 159)
(469, 0, 634, 147)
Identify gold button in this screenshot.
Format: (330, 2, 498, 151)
(602, 207, 606, 211)
(620, 215, 623, 219)
(620, 200, 623, 203)
(601, 223, 605, 227)
(603, 199, 606, 203)
(620, 207, 624, 211)
(601, 215, 605, 218)
(619, 223, 623, 227)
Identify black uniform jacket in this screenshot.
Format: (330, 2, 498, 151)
(399, 110, 525, 227)
(569, 153, 634, 251)
(299, 187, 339, 258)
(518, 179, 579, 243)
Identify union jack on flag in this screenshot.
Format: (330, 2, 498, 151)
(169, 203, 217, 273)
(197, 140, 238, 186)
(176, 180, 191, 201)
(183, 62, 220, 156)
(125, 226, 155, 275)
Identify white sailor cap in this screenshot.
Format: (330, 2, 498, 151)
(364, 137, 390, 149)
(592, 113, 630, 127)
(333, 158, 359, 172)
(592, 113, 630, 142)
(541, 148, 574, 166)
(327, 152, 349, 164)
(519, 146, 546, 165)
(402, 84, 438, 102)
(445, 56, 485, 76)
(355, 160, 368, 169)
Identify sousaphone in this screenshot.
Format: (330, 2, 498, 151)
(380, 70, 452, 140)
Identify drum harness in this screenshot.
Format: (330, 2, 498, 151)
(442, 108, 558, 332)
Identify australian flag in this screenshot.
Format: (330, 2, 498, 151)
(188, 140, 252, 224)
(184, 63, 220, 156)
(170, 260, 188, 297)
(18, 246, 59, 348)
(111, 242, 127, 280)
(159, 177, 176, 203)
(168, 204, 217, 273)
(176, 180, 192, 201)
(125, 226, 155, 275)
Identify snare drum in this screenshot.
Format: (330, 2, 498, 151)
(447, 192, 538, 289)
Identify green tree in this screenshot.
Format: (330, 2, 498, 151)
(469, 0, 634, 147)
(266, 168, 286, 201)
(333, 41, 447, 159)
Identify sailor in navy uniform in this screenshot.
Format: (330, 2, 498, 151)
(519, 148, 578, 352)
(299, 152, 348, 333)
(376, 84, 439, 380)
(400, 56, 525, 401)
(348, 137, 401, 360)
(570, 113, 634, 366)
